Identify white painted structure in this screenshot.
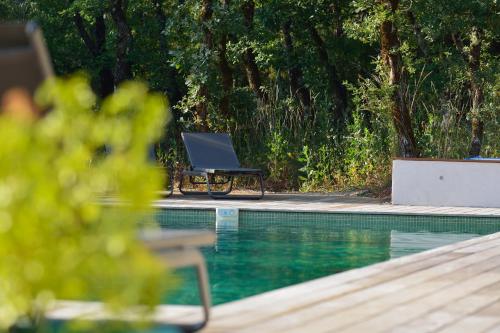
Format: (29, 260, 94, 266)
(392, 159, 500, 208)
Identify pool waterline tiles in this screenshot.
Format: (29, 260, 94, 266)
(156, 209, 500, 234)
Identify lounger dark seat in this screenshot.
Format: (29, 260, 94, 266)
(179, 132, 264, 199)
(0, 22, 54, 100)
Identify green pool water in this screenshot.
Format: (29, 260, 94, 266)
(156, 210, 500, 305)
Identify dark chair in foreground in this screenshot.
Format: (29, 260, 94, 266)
(179, 132, 264, 200)
(0, 22, 53, 99)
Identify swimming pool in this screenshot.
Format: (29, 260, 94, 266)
(156, 209, 500, 305)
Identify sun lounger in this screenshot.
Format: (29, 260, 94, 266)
(47, 229, 215, 333)
(179, 132, 264, 200)
(140, 229, 214, 332)
(0, 22, 53, 98)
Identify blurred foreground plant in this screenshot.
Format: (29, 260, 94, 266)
(0, 76, 172, 331)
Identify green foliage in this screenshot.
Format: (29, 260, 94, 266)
(298, 144, 336, 191)
(2, 0, 498, 192)
(265, 131, 298, 189)
(0, 76, 171, 330)
(343, 108, 393, 188)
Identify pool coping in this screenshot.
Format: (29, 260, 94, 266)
(153, 194, 500, 218)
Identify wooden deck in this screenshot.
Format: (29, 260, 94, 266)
(155, 192, 500, 216)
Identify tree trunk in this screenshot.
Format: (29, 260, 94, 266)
(282, 20, 311, 113)
(379, 0, 419, 157)
(309, 25, 346, 125)
(468, 27, 484, 157)
(74, 12, 115, 98)
(241, 0, 266, 101)
(110, 0, 133, 85)
(217, 0, 233, 117)
(153, 0, 183, 104)
(406, 11, 428, 58)
(195, 0, 213, 131)
(330, 0, 343, 38)
(94, 15, 115, 98)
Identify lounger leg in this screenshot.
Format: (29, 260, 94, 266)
(227, 176, 234, 194)
(164, 166, 174, 197)
(257, 173, 264, 199)
(206, 173, 216, 199)
(163, 255, 211, 332)
(178, 172, 187, 195)
(167, 249, 212, 333)
(180, 172, 233, 196)
(208, 173, 264, 200)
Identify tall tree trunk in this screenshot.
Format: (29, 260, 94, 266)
(110, 0, 133, 85)
(468, 27, 484, 157)
(308, 25, 346, 125)
(74, 12, 115, 98)
(153, 0, 184, 151)
(379, 0, 419, 157)
(241, 0, 266, 101)
(406, 11, 428, 58)
(195, 0, 213, 131)
(218, 0, 233, 117)
(282, 20, 311, 113)
(153, 0, 183, 104)
(330, 0, 343, 38)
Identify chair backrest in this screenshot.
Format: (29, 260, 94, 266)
(182, 132, 241, 170)
(0, 22, 54, 99)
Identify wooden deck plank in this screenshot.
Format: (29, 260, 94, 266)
(46, 301, 203, 324)
(230, 250, 500, 333)
(436, 302, 500, 333)
(485, 323, 500, 333)
(388, 281, 500, 333)
(335, 267, 500, 333)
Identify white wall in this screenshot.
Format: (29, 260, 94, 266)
(392, 159, 500, 208)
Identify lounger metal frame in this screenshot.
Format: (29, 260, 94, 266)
(179, 168, 264, 200)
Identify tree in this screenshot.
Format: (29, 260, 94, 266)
(73, 10, 115, 98)
(2, 0, 498, 191)
(379, 0, 419, 157)
(217, 0, 234, 117)
(282, 19, 311, 113)
(193, 0, 213, 131)
(241, 0, 266, 101)
(110, 0, 133, 85)
(467, 27, 484, 157)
